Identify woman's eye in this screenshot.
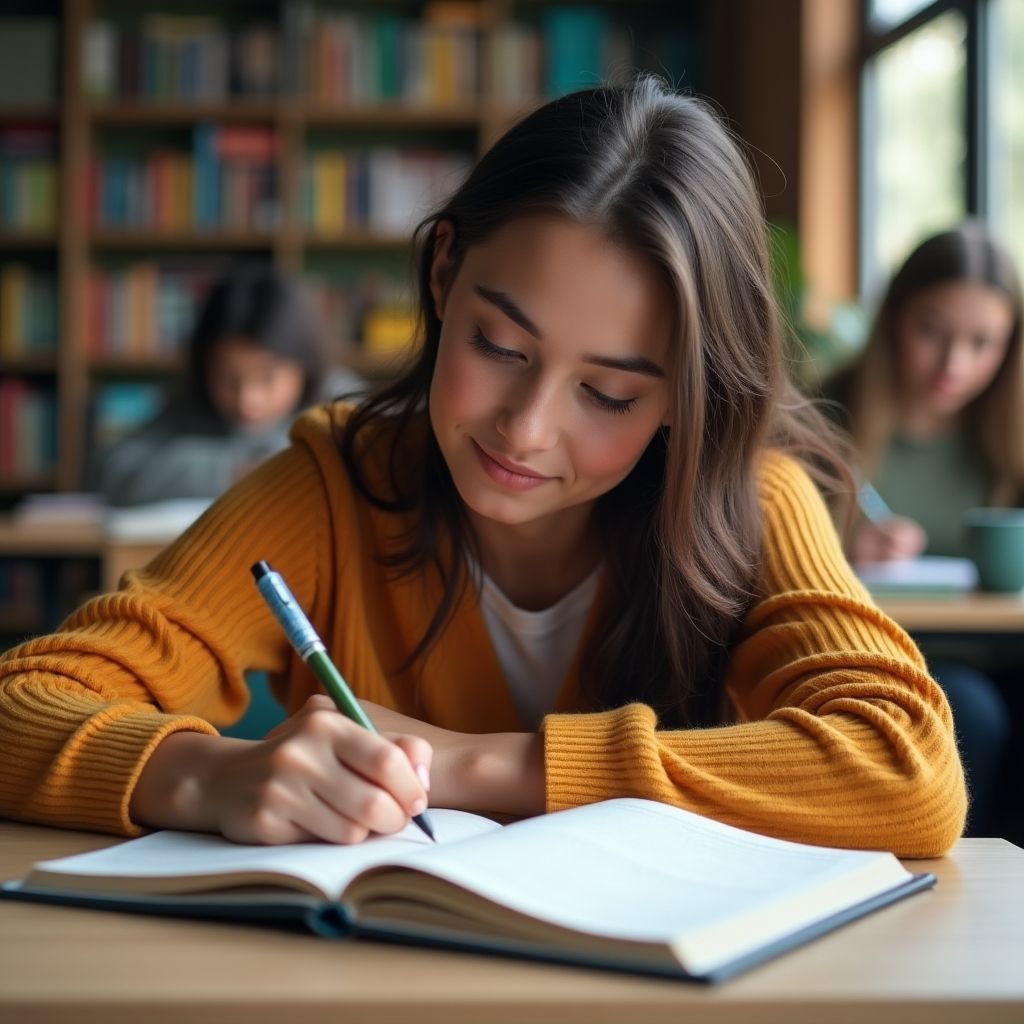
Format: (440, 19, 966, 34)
(469, 328, 523, 362)
(919, 321, 947, 341)
(583, 384, 637, 415)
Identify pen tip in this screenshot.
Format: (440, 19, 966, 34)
(414, 812, 437, 843)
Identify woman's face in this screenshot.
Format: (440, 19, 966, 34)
(895, 280, 1015, 422)
(207, 336, 306, 431)
(428, 213, 673, 532)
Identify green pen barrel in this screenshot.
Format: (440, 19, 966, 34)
(306, 649, 377, 733)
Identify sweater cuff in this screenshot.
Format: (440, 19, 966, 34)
(541, 703, 659, 812)
(35, 707, 218, 836)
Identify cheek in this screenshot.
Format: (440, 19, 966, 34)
(971, 348, 1009, 389)
(432, 337, 501, 423)
(568, 421, 656, 484)
(899, 335, 939, 383)
(273, 368, 305, 407)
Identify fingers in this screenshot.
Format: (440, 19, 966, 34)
(323, 717, 430, 821)
(853, 517, 928, 563)
(213, 695, 435, 846)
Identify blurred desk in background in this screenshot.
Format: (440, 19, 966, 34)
(0, 515, 173, 592)
(875, 593, 1024, 634)
(0, 504, 199, 640)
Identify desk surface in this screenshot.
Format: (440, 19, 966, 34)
(874, 591, 1024, 632)
(0, 824, 1022, 1024)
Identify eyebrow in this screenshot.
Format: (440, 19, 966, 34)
(473, 285, 666, 379)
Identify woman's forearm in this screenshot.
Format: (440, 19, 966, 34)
(449, 731, 546, 817)
(129, 732, 246, 832)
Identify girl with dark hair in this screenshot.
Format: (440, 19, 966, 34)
(0, 79, 965, 857)
(824, 223, 1023, 837)
(96, 264, 327, 506)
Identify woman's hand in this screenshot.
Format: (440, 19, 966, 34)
(851, 515, 928, 563)
(358, 701, 546, 818)
(130, 695, 432, 845)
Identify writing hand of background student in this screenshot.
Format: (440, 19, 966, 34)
(851, 515, 928, 563)
(361, 701, 546, 819)
(129, 695, 432, 845)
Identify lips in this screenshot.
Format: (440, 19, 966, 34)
(475, 442, 547, 479)
(471, 440, 553, 490)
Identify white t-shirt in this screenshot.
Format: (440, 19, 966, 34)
(477, 567, 601, 730)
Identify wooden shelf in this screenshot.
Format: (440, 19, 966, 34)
(90, 230, 277, 250)
(0, 473, 56, 494)
(0, 356, 58, 374)
(88, 100, 282, 125)
(88, 357, 179, 375)
(300, 101, 482, 128)
(0, 231, 58, 249)
(0, 105, 59, 122)
(301, 232, 412, 251)
(87, 100, 483, 129)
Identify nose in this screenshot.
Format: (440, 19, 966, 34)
(235, 380, 267, 423)
(941, 337, 973, 379)
(494, 371, 562, 454)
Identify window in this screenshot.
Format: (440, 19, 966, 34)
(860, 0, 1024, 295)
(990, 0, 1024, 278)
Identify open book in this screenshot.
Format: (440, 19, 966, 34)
(1, 798, 934, 983)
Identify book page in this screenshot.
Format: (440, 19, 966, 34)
(855, 555, 978, 593)
(25, 809, 500, 901)
(352, 798, 910, 943)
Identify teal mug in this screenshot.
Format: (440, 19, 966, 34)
(964, 507, 1024, 592)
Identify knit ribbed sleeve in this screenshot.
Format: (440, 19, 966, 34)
(542, 454, 967, 857)
(0, 435, 334, 836)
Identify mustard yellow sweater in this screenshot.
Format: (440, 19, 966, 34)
(0, 406, 966, 856)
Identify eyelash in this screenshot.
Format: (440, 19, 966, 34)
(468, 328, 638, 415)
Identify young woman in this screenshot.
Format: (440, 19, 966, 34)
(825, 223, 1022, 836)
(0, 78, 965, 857)
(95, 264, 328, 506)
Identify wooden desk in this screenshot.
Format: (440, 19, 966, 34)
(0, 824, 1021, 1024)
(874, 591, 1024, 633)
(0, 515, 171, 597)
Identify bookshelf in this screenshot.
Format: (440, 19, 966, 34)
(0, 0, 706, 511)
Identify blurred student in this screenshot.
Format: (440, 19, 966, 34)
(825, 222, 1023, 836)
(96, 265, 328, 507)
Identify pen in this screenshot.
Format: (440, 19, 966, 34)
(250, 560, 436, 843)
(857, 481, 893, 525)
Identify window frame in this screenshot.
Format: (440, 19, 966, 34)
(858, 0, 995, 293)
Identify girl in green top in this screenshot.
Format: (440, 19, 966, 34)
(826, 223, 1023, 838)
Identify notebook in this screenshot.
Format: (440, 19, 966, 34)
(1, 798, 934, 983)
(855, 555, 978, 595)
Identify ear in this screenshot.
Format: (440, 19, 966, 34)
(429, 220, 456, 322)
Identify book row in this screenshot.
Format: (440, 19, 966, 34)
(83, 260, 413, 359)
(73, 4, 657, 108)
(84, 16, 278, 102)
(85, 264, 218, 360)
(0, 266, 58, 358)
(301, 148, 473, 235)
(90, 126, 279, 231)
(0, 129, 58, 231)
(0, 378, 57, 476)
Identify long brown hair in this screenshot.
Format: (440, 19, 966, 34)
(840, 223, 1024, 504)
(338, 77, 847, 727)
